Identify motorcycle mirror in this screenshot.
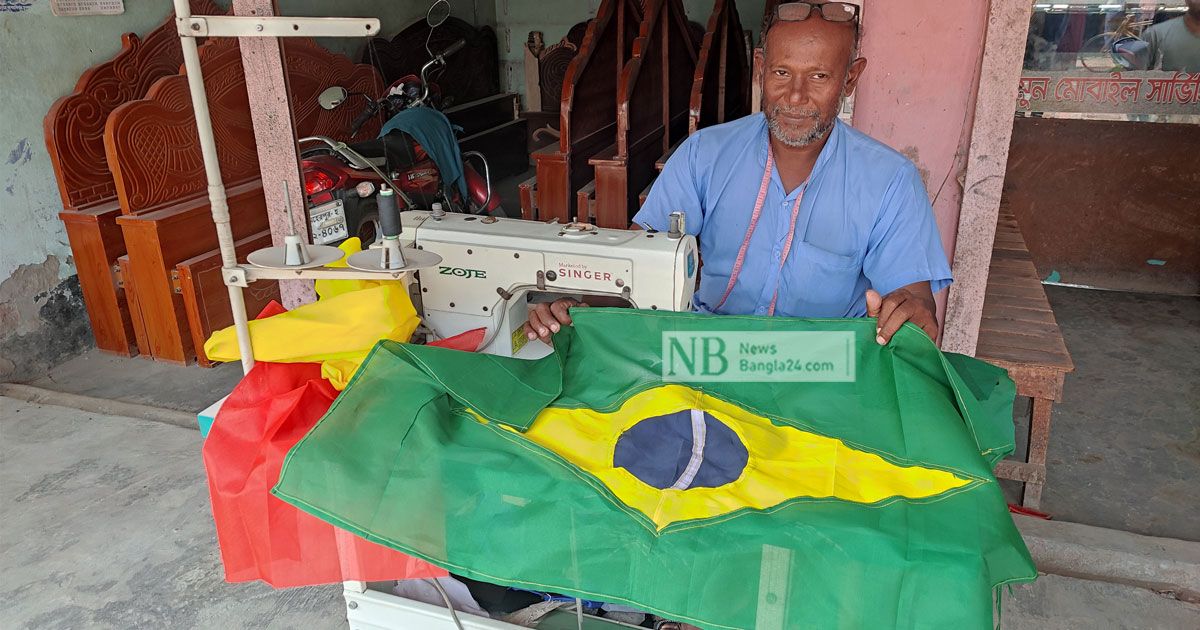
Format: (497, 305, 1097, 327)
(426, 0, 450, 27)
(318, 87, 349, 111)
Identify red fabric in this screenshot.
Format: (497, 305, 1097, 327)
(430, 327, 487, 352)
(256, 300, 287, 319)
(202, 302, 487, 587)
(202, 360, 446, 587)
(201, 305, 464, 588)
(202, 300, 487, 585)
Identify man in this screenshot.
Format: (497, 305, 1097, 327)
(1143, 0, 1200, 72)
(525, 1, 951, 347)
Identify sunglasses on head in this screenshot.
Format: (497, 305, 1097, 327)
(774, 1, 860, 24)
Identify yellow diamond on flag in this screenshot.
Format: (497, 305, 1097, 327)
(482, 384, 978, 531)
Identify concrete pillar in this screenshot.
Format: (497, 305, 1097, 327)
(851, 0, 990, 331)
(941, 0, 1034, 355)
(233, 0, 315, 308)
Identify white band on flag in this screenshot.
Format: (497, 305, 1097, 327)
(671, 409, 708, 490)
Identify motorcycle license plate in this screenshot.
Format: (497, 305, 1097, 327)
(309, 200, 349, 245)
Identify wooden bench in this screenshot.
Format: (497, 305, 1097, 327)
(175, 230, 280, 367)
(589, 0, 697, 228)
(634, 0, 753, 212)
(687, 0, 750, 136)
(976, 207, 1074, 509)
(444, 93, 528, 180)
(525, 0, 642, 223)
(44, 0, 221, 357)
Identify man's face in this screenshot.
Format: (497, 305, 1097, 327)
(757, 15, 865, 148)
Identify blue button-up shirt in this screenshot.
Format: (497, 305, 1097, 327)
(633, 114, 952, 318)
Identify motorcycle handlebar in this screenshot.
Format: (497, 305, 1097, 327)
(439, 39, 466, 58)
(349, 101, 378, 136)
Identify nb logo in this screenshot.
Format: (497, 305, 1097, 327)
(438, 266, 487, 279)
(665, 336, 728, 377)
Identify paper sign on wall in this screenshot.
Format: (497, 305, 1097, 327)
(51, 0, 124, 16)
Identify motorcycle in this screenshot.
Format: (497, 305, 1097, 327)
(299, 2, 501, 247)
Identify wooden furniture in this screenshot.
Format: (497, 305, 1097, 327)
(43, 0, 220, 357)
(688, 0, 750, 135)
(523, 0, 643, 223)
(631, 0, 752, 210)
(586, 0, 697, 228)
(105, 37, 383, 364)
(115, 184, 271, 364)
(176, 230, 280, 367)
(116, 254, 151, 359)
(282, 38, 387, 143)
(977, 207, 1075, 509)
(1004, 117, 1200, 296)
(444, 93, 529, 180)
(365, 16, 525, 181)
(520, 21, 591, 154)
(58, 209, 137, 356)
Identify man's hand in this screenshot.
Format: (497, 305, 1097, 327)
(865, 282, 938, 344)
(523, 298, 586, 343)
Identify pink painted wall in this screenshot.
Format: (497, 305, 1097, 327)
(852, 1, 991, 321)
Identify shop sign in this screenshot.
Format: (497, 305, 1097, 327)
(1016, 71, 1200, 115)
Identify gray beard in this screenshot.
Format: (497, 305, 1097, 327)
(766, 106, 837, 147)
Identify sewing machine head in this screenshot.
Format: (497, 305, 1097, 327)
(399, 211, 698, 358)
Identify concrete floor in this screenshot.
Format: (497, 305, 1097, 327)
(1009, 286, 1200, 541)
(1001, 574, 1200, 629)
(0, 397, 345, 629)
(3, 397, 1199, 629)
(23, 346, 245, 414)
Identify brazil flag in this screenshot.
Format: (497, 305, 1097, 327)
(274, 309, 1035, 629)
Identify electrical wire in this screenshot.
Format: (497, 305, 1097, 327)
(425, 578, 467, 630)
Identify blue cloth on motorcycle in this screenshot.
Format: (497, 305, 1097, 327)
(378, 107, 468, 201)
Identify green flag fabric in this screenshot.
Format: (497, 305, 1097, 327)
(274, 309, 1035, 629)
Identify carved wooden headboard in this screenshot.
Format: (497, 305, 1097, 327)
(43, 0, 221, 212)
(105, 38, 258, 215)
(531, 21, 589, 115)
(104, 37, 385, 215)
(286, 38, 386, 141)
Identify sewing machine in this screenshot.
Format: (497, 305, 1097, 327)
(397, 210, 698, 359)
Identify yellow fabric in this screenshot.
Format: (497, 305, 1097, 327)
(314, 238, 386, 300)
(321, 357, 365, 391)
(479, 385, 974, 531)
(203, 284, 419, 367)
(205, 237, 418, 389)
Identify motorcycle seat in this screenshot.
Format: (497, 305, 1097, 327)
(347, 133, 419, 170)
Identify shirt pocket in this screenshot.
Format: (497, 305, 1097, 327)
(780, 242, 862, 317)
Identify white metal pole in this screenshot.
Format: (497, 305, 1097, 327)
(173, 0, 256, 374)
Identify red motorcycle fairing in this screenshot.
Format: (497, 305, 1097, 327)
(304, 146, 497, 215)
(301, 147, 440, 209)
(464, 164, 502, 213)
